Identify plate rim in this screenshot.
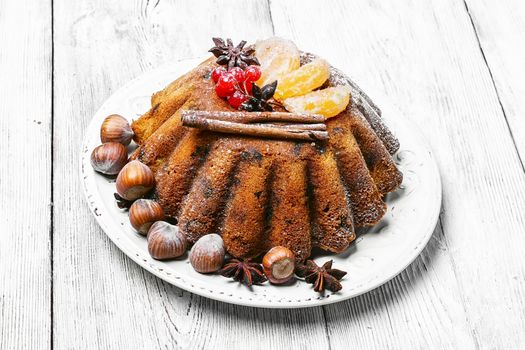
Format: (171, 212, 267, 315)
(80, 56, 442, 308)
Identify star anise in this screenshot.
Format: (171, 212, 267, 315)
(241, 81, 278, 112)
(295, 260, 347, 293)
(208, 37, 260, 69)
(219, 258, 267, 286)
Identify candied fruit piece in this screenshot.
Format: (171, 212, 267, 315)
(282, 85, 351, 118)
(273, 58, 330, 101)
(255, 37, 301, 86)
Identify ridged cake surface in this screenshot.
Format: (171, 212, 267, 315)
(131, 55, 402, 262)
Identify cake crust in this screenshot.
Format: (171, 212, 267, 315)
(130, 54, 402, 261)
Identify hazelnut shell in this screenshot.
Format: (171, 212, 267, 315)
(262, 246, 295, 284)
(189, 234, 225, 274)
(129, 199, 164, 235)
(100, 114, 133, 146)
(90, 142, 128, 175)
(116, 160, 155, 201)
(147, 221, 187, 260)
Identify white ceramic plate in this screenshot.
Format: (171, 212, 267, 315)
(81, 57, 441, 308)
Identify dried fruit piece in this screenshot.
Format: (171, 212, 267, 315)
(244, 65, 261, 83)
(227, 90, 248, 109)
(211, 66, 227, 83)
(273, 58, 330, 101)
(228, 67, 245, 82)
(283, 85, 351, 118)
(255, 37, 300, 86)
(215, 73, 237, 97)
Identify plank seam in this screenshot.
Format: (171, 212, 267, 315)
(267, 0, 275, 35)
(50, 0, 55, 348)
(462, 0, 525, 175)
(321, 306, 332, 350)
(141, 270, 166, 349)
(437, 218, 480, 349)
(378, 287, 396, 340)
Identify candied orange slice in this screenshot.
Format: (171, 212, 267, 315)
(282, 85, 351, 118)
(273, 59, 330, 101)
(255, 38, 300, 86)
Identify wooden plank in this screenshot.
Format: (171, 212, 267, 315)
(269, 0, 525, 348)
(326, 224, 477, 349)
(463, 0, 525, 165)
(53, 0, 329, 348)
(0, 0, 52, 349)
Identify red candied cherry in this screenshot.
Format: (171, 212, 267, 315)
(211, 67, 227, 83)
(227, 90, 248, 109)
(215, 73, 237, 98)
(228, 67, 245, 83)
(242, 81, 254, 95)
(244, 65, 261, 83)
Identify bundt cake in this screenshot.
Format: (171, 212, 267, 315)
(129, 38, 402, 262)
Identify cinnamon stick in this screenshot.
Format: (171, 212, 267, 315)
(182, 114, 328, 142)
(181, 110, 325, 124)
(259, 123, 326, 131)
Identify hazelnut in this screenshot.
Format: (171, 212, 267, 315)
(100, 114, 133, 146)
(262, 246, 295, 284)
(189, 234, 225, 274)
(90, 142, 128, 175)
(147, 221, 187, 260)
(116, 160, 155, 201)
(129, 199, 164, 235)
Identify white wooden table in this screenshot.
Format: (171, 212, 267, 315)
(2, 0, 525, 348)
